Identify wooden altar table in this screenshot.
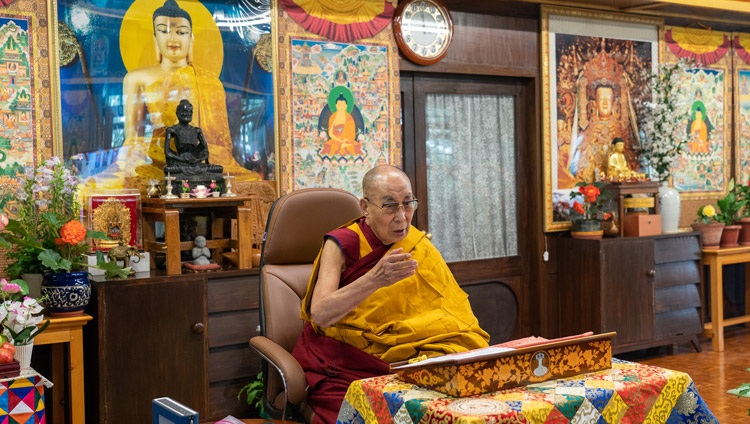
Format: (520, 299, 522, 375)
(701, 246, 750, 352)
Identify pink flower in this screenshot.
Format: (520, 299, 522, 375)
(0, 214, 8, 232)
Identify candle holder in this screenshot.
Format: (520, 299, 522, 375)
(223, 174, 237, 197)
(161, 173, 178, 199)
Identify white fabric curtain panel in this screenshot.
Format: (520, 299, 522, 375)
(425, 93, 518, 262)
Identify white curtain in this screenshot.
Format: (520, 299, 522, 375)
(425, 93, 518, 262)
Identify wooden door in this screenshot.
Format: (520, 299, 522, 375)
(401, 73, 534, 342)
(600, 238, 655, 347)
(93, 276, 207, 423)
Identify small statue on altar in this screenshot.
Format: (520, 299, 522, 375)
(605, 137, 646, 182)
(191, 235, 212, 265)
(164, 99, 224, 178)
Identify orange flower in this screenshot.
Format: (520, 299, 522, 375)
(56, 220, 87, 245)
(580, 185, 600, 204)
(573, 201, 585, 215)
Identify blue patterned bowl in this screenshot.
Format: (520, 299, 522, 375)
(41, 271, 91, 317)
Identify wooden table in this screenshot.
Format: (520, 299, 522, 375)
(141, 196, 254, 275)
(34, 313, 93, 424)
(702, 246, 750, 351)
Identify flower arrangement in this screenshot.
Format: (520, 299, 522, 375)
(0, 157, 130, 279)
(638, 58, 693, 183)
(0, 278, 48, 346)
(181, 180, 190, 193)
(568, 181, 611, 222)
(209, 180, 217, 195)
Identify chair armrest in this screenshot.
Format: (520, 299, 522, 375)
(249, 336, 308, 405)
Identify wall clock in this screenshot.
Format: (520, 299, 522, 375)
(393, 0, 454, 66)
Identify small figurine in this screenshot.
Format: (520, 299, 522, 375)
(191, 235, 212, 265)
(107, 241, 144, 275)
(605, 137, 647, 182)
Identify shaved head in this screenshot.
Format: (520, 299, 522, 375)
(362, 165, 409, 199)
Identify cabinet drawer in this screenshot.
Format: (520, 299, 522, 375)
(655, 308, 702, 338)
(208, 310, 261, 347)
(208, 346, 260, 383)
(208, 276, 259, 313)
(655, 284, 701, 313)
(653, 235, 700, 264)
(654, 261, 700, 288)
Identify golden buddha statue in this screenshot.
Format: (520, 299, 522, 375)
(605, 137, 646, 181)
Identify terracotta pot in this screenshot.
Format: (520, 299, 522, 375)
(691, 222, 725, 249)
(720, 224, 742, 248)
(571, 219, 603, 240)
(738, 217, 750, 246)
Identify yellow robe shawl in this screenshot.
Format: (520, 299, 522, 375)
(300, 219, 489, 363)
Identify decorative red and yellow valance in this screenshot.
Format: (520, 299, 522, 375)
(666, 27, 730, 66)
(279, 0, 396, 42)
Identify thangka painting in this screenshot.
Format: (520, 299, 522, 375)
(275, 5, 401, 196)
(0, 0, 60, 274)
(663, 26, 731, 198)
(56, 0, 275, 197)
(541, 6, 659, 231)
(733, 33, 750, 188)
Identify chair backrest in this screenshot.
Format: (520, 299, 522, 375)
(258, 187, 362, 415)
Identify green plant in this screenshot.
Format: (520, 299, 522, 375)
(735, 179, 750, 218)
(0, 157, 129, 279)
(716, 178, 747, 226)
(238, 372, 266, 417)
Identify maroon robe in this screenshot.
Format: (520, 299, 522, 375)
(291, 219, 391, 424)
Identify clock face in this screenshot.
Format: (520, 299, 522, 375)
(394, 0, 453, 65)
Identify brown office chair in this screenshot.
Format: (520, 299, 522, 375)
(249, 187, 362, 422)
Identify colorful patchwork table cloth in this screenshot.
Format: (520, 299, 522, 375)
(0, 372, 46, 423)
(337, 359, 717, 423)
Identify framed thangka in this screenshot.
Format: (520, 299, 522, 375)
(541, 6, 659, 231)
(56, 0, 275, 197)
(663, 26, 731, 198)
(275, 6, 401, 196)
(733, 33, 750, 188)
(0, 0, 61, 274)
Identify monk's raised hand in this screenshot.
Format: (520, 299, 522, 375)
(372, 248, 418, 287)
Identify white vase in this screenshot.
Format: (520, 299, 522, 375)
(658, 181, 681, 233)
(14, 341, 33, 371)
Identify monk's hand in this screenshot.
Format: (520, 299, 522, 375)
(372, 248, 418, 287)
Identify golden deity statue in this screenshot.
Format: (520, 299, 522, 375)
(605, 137, 646, 182)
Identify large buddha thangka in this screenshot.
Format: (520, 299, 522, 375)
(164, 99, 225, 194)
(557, 37, 646, 188)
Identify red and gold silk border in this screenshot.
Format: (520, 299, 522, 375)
(733, 33, 750, 65)
(278, 0, 396, 42)
(665, 27, 730, 66)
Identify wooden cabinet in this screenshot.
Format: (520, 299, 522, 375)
(85, 269, 261, 423)
(557, 232, 703, 354)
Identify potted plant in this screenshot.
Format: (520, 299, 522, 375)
(638, 58, 693, 233)
(568, 181, 612, 239)
(734, 179, 750, 245)
(0, 157, 131, 316)
(0, 278, 49, 371)
(691, 203, 724, 249)
(715, 178, 746, 248)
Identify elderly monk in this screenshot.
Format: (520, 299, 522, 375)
(292, 165, 489, 423)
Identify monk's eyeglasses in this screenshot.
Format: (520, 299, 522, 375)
(365, 198, 419, 215)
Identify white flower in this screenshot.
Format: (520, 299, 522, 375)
(638, 59, 693, 183)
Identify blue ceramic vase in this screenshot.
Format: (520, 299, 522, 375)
(40, 271, 91, 317)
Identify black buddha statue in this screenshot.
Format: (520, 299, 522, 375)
(164, 99, 225, 194)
